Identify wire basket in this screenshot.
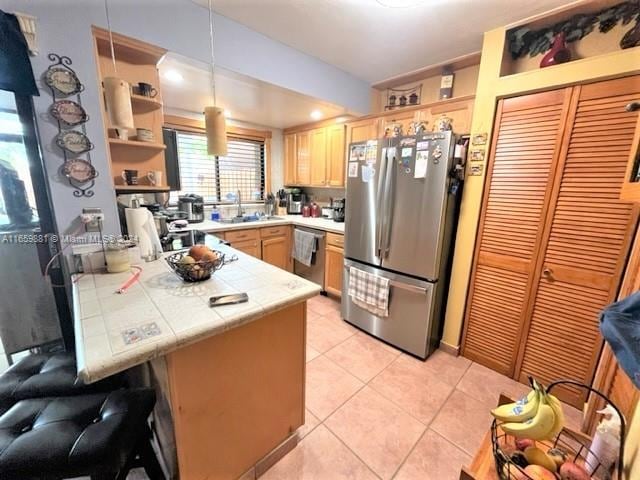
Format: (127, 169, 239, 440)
(492, 379, 626, 480)
(166, 250, 225, 282)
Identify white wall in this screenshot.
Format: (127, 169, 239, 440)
(3, 0, 370, 243)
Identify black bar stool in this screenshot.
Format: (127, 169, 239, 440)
(0, 387, 164, 479)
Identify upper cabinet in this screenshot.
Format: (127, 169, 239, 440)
(284, 119, 348, 188)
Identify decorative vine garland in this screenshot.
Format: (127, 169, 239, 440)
(507, 0, 640, 59)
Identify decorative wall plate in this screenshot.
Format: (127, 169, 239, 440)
(55, 130, 93, 154)
(50, 100, 88, 127)
(62, 158, 98, 183)
(45, 67, 83, 96)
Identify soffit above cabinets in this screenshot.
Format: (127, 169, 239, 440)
(194, 0, 577, 83)
(159, 53, 354, 129)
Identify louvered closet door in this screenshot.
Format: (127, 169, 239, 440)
(516, 76, 640, 407)
(461, 89, 573, 375)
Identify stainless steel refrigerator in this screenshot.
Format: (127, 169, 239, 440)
(341, 131, 461, 359)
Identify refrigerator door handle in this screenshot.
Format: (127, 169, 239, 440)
(374, 147, 389, 258)
(389, 280, 428, 295)
(381, 149, 396, 258)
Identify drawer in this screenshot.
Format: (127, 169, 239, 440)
(260, 225, 289, 238)
(326, 232, 344, 248)
(225, 228, 259, 242)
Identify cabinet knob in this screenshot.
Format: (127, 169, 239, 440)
(542, 267, 553, 280)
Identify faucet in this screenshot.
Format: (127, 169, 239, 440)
(236, 189, 243, 218)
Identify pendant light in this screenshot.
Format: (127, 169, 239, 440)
(204, 0, 227, 157)
(102, 0, 134, 131)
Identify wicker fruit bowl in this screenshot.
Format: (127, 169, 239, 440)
(166, 249, 225, 282)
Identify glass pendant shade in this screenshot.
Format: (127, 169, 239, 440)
(205, 106, 227, 156)
(103, 76, 134, 130)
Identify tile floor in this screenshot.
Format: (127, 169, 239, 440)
(76, 294, 582, 480)
(262, 294, 583, 480)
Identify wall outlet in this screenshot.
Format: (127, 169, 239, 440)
(81, 207, 104, 232)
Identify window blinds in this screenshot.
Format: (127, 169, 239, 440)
(170, 131, 265, 204)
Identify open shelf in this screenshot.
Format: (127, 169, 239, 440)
(108, 138, 166, 150)
(115, 185, 170, 193)
(130, 94, 163, 111)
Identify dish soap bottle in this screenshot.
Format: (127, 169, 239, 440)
(585, 404, 621, 477)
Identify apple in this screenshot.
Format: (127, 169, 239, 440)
(524, 465, 556, 480)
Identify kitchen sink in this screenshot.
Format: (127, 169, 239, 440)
(217, 216, 284, 224)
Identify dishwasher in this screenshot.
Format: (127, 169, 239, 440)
(293, 226, 326, 290)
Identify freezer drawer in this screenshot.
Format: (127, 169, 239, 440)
(341, 259, 438, 359)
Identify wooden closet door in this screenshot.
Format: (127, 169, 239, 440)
(461, 89, 573, 375)
(515, 76, 640, 407)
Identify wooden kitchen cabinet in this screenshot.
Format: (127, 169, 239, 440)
(231, 239, 261, 258)
(326, 124, 346, 186)
(295, 131, 311, 185)
(310, 128, 327, 186)
(284, 133, 297, 185)
(261, 225, 293, 272)
(346, 117, 379, 144)
(324, 232, 344, 298)
(283, 121, 348, 188)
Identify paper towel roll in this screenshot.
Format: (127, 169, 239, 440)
(104, 76, 135, 130)
(204, 106, 227, 156)
(125, 207, 161, 260)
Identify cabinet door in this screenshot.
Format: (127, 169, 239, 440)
(284, 133, 297, 186)
(346, 118, 378, 144)
(515, 76, 640, 406)
(326, 124, 346, 187)
(232, 239, 261, 259)
(379, 109, 418, 137)
(461, 89, 572, 376)
(310, 128, 327, 186)
(295, 131, 311, 186)
(324, 244, 344, 297)
(261, 235, 291, 271)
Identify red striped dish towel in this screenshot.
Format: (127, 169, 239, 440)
(348, 266, 390, 317)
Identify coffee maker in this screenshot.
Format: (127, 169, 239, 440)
(286, 192, 306, 215)
(178, 194, 204, 223)
(332, 198, 345, 223)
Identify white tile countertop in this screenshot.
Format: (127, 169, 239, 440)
(178, 214, 345, 235)
(72, 243, 321, 384)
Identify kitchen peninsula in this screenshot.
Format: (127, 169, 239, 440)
(72, 239, 320, 479)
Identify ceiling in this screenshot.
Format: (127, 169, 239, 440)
(197, 0, 576, 83)
(159, 53, 353, 129)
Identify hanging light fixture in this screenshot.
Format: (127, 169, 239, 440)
(204, 0, 227, 157)
(102, 0, 134, 131)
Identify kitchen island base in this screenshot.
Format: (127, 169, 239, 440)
(166, 302, 306, 480)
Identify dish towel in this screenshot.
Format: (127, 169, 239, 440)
(600, 291, 640, 388)
(292, 229, 316, 267)
(348, 266, 390, 317)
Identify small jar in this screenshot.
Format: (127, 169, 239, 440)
(105, 242, 131, 273)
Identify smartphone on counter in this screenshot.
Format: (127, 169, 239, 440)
(209, 293, 249, 307)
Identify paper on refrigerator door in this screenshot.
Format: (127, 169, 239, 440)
(414, 150, 429, 178)
(348, 162, 358, 177)
(361, 165, 375, 183)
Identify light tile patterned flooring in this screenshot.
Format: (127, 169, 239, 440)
(262, 294, 583, 480)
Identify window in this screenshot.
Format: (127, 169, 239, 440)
(170, 130, 265, 204)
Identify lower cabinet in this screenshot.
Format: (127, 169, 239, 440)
(324, 232, 344, 298)
(231, 238, 261, 258)
(220, 226, 293, 271)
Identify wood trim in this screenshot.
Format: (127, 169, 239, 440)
(163, 114, 272, 140)
(91, 26, 166, 62)
(282, 115, 355, 135)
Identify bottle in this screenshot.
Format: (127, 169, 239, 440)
(211, 206, 220, 221)
(585, 404, 621, 477)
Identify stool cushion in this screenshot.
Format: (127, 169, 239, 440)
(0, 352, 121, 414)
(0, 388, 155, 479)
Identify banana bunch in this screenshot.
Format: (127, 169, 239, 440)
(491, 381, 565, 441)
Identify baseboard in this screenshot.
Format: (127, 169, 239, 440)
(439, 340, 460, 356)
